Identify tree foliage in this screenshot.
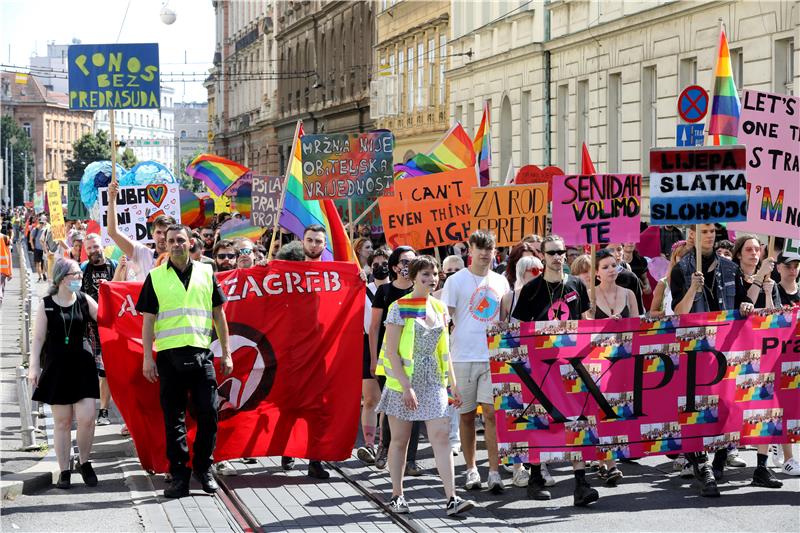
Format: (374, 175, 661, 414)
(65, 130, 112, 180)
(1, 114, 35, 206)
(120, 147, 138, 170)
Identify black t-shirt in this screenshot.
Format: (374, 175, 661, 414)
(371, 282, 412, 353)
(136, 260, 226, 315)
(778, 284, 800, 307)
(81, 261, 116, 300)
(738, 272, 782, 308)
(670, 257, 747, 312)
(512, 274, 590, 322)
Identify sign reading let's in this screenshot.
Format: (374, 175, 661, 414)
(67, 43, 160, 110)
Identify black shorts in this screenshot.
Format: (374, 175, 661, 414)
(362, 333, 374, 380)
(33, 249, 44, 264)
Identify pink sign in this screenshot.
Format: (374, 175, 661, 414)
(487, 309, 799, 464)
(551, 174, 642, 246)
(729, 90, 800, 239)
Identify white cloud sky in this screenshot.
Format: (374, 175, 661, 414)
(0, 0, 215, 103)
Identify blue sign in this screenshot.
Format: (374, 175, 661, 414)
(67, 43, 160, 110)
(676, 124, 705, 147)
(677, 85, 709, 123)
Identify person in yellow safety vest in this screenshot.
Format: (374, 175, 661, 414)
(0, 229, 12, 305)
(374, 255, 477, 517)
(136, 224, 233, 499)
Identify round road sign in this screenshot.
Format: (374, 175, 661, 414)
(678, 85, 709, 123)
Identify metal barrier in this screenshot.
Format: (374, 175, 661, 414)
(15, 243, 39, 450)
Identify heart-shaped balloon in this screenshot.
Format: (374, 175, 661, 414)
(515, 165, 564, 202)
(146, 184, 168, 208)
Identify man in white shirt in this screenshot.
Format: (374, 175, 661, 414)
(441, 230, 510, 493)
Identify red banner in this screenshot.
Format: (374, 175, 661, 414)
(97, 261, 364, 473)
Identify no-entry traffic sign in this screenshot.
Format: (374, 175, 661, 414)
(677, 85, 709, 123)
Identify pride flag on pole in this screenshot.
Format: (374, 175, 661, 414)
(185, 154, 250, 196)
(474, 101, 492, 186)
(708, 27, 740, 146)
(278, 121, 356, 263)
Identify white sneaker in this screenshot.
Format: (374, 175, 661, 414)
(726, 448, 746, 467)
(769, 444, 784, 468)
(389, 494, 410, 514)
(512, 467, 530, 487)
(487, 470, 504, 493)
(680, 462, 694, 479)
(502, 463, 515, 474)
(464, 468, 482, 490)
(673, 456, 687, 472)
(214, 461, 238, 476)
(541, 463, 556, 487)
(782, 458, 800, 476)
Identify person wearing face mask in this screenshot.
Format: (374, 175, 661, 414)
(234, 238, 256, 269)
(356, 247, 392, 466)
(370, 245, 424, 475)
(212, 239, 237, 272)
(29, 258, 101, 490)
(434, 255, 465, 299)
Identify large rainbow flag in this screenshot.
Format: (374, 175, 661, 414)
(277, 121, 356, 263)
(474, 101, 492, 186)
(394, 123, 476, 179)
(708, 27, 740, 146)
(185, 154, 250, 196)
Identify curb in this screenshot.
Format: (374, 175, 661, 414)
(1, 404, 57, 500)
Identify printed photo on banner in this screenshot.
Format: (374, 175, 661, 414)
(250, 175, 283, 228)
(649, 146, 748, 225)
(597, 435, 631, 460)
(725, 350, 762, 377)
(735, 373, 775, 402)
(301, 132, 393, 199)
(505, 405, 550, 431)
(728, 90, 800, 238)
(560, 363, 602, 393)
(640, 422, 681, 454)
(98, 183, 180, 246)
(469, 184, 548, 247)
(566, 416, 599, 446)
(379, 167, 476, 249)
(640, 343, 680, 373)
(703, 432, 741, 453)
(493, 382, 524, 410)
(67, 43, 160, 110)
(490, 346, 529, 375)
(678, 395, 719, 424)
(602, 391, 635, 420)
(743, 408, 783, 437)
(676, 325, 717, 350)
(780, 361, 800, 390)
(788, 420, 800, 442)
(539, 451, 583, 464)
(551, 174, 642, 245)
(499, 442, 529, 465)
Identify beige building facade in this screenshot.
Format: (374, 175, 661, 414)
(374, 0, 451, 164)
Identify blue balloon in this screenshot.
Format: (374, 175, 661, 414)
(79, 161, 127, 209)
(120, 161, 178, 187)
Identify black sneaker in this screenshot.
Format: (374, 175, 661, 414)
(405, 461, 423, 477)
(573, 478, 599, 507)
(374, 447, 388, 470)
(281, 456, 295, 470)
(696, 464, 720, 497)
(96, 409, 111, 426)
(79, 461, 98, 487)
(163, 477, 190, 498)
(446, 495, 476, 516)
(356, 445, 376, 466)
(605, 467, 623, 486)
(193, 468, 219, 493)
(308, 460, 330, 480)
(526, 477, 552, 500)
(752, 466, 783, 488)
(388, 494, 410, 514)
(56, 470, 71, 489)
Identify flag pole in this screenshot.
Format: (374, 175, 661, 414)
(110, 111, 117, 184)
(268, 120, 302, 261)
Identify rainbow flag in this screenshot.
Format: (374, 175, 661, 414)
(179, 189, 203, 228)
(640, 317, 679, 335)
(563, 377, 587, 394)
(735, 384, 773, 402)
(219, 217, 266, 242)
(227, 174, 253, 219)
(487, 333, 521, 350)
(680, 409, 718, 425)
(398, 297, 427, 320)
(752, 313, 793, 330)
(780, 374, 800, 390)
(535, 334, 577, 349)
(185, 154, 250, 196)
(277, 121, 356, 263)
(429, 123, 476, 170)
(474, 101, 492, 186)
(566, 429, 599, 446)
(743, 420, 781, 437)
(708, 27, 740, 146)
(490, 359, 516, 375)
(646, 439, 681, 453)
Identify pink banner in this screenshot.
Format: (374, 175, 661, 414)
(551, 174, 642, 246)
(488, 309, 800, 465)
(729, 90, 800, 239)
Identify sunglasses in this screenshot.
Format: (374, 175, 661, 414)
(216, 253, 236, 260)
(399, 259, 412, 266)
(237, 248, 253, 256)
(545, 249, 567, 256)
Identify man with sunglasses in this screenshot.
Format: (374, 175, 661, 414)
(234, 238, 256, 269)
(200, 228, 216, 258)
(511, 234, 599, 507)
(212, 240, 237, 272)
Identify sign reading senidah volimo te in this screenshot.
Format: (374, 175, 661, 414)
(67, 43, 160, 110)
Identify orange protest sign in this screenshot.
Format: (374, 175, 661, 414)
(378, 167, 476, 249)
(469, 184, 548, 247)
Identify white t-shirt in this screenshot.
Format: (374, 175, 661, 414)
(128, 242, 157, 282)
(440, 268, 510, 362)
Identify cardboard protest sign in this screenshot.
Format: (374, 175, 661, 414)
(728, 90, 800, 239)
(551, 174, 642, 245)
(379, 167, 476, 249)
(469, 184, 548, 247)
(45, 180, 66, 241)
(67, 181, 89, 220)
(649, 146, 747, 225)
(208, 189, 231, 214)
(488, 308, 799, 463)
(251, 175, 283, 228)
(67, 43, 160, 110)
(301, 132, 393, 199)
(98, 183, 180, 246)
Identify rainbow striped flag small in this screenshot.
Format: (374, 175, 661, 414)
(219, 217, 266, 242)
(398, 297, 427, 320)
(708, 27, 740, 146)
(185, 154, 250, 196)
(473, 101, 492, 186)
(226, 174, 253, 219)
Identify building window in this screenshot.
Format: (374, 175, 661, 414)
(455, 104, 463, 125)
(467, 102, 475, 137)
(730, 48, 744, 87)
(180, 130, 187, 139)
(407, 46, 414, 112)
(608, 73, 622, 173)
(576, 80, 589, 170)
(557, 84, 569, 172)
(521, 91, 530, 165)
(417, 42, 424, 108)
(642, 66, 657, 173)
(679, 57, 697, 89)
(775, 38, 794, 95)
(428, 38, 435, 108)
(398, 49, 405, 112)
(22, 122, 31, 137)
(438, 35, 446, 105)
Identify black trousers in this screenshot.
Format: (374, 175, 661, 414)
(156, 350, 219, 479)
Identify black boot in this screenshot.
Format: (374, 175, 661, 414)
(281, 456, 295, 470)
(308, 460, 330, 480)
(56, 470, 71, 489)
(695, 464, 720, 497)
(752, 466, 783, 488)
(163, 476, 190, 498)
(573, 476, 599, 507)
(79, 461, 98, 487)
(526, 477, 551, 500)
(193, 468, 219, 493)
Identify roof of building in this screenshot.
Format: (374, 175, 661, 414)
(1, 71, 77, 110)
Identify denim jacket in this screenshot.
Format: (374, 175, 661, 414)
(675, 254, 738, 312)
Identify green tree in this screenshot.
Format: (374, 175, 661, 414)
(179, 147, 206, 193)
(120, 147, 138, 170)
(1, 114, 35, 206)
(65, 129, 112, 180)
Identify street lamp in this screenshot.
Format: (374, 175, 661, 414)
(8, 136, 17, 207)
(160, 1, 177, 25)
